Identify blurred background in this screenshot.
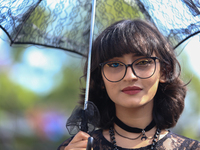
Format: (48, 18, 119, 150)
(0, 25, 200, 150)
(0, 29, 85, 149)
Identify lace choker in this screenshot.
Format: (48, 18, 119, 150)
(114, 116, 156, 140)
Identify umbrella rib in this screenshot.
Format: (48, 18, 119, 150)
(174, 31, 200, 50)
(11, 0, 42, 46)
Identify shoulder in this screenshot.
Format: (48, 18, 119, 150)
(157, 130, 200, 150)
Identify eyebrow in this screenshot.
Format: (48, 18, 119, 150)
(132, 53, 146, 57)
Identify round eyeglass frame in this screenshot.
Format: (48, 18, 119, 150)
(99, 57, 159, 82)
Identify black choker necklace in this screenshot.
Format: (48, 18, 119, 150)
(114, 116, 156, 140)
(109, 127, 161, 150)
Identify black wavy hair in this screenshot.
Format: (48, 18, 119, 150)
(80, 19, 187, 130)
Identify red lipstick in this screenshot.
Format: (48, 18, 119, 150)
(122, 86, 142, 95)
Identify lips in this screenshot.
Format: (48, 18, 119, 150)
(122, 86, 142, 95)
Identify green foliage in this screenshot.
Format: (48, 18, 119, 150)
(0, 73, 38, 112)
(178, 52, 200, 114)
(43, 65, 83, 111)
(175, 49, 200, 141)
(10, 46, 26, 63)
(0, 55, 83, 150)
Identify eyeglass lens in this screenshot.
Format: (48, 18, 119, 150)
(102, 57, 156, 82)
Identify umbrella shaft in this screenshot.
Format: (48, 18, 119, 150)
(84, 0, 97, 110)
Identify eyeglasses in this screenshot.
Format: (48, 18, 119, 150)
(99, 57, 159, 82)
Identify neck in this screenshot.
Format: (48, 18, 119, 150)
(114, 116, 155, 133)
(115, 102, 153, 129)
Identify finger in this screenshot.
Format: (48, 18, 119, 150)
(64, 139, 88, 150)
(70, 131, 90, 144)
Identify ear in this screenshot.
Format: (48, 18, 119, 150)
(159, 77, 166, 83)
(159, 72, 166, 83)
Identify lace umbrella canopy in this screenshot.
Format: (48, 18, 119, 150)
(0, 0, 200, 57)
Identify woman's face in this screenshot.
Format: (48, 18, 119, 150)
(102, 53, 164, 110)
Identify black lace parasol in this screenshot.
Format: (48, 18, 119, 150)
(1, 0, 199, 56)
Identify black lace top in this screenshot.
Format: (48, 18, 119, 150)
(57, 129, 200, 150)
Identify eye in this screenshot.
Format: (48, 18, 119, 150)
(106, 62, 123, 68)
(136, 59, 152, 65)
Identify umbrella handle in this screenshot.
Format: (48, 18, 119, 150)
(86, 137, 94, 150)
(80, 110, 88, 132)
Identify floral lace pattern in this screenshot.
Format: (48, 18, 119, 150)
(0, 0, 200, 55)
(57, 129, 200, 150)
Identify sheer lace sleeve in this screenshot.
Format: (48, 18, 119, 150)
(157, 131, 200, 150)
(57, 136, 73, 150)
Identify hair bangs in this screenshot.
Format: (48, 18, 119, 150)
(98, 20, 155, 63)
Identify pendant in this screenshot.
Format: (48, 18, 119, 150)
(141, 130, 147, 141)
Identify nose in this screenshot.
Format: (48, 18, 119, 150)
(123, 65, 138, 81)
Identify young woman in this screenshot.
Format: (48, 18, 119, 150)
(58, 19, 200, 150)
